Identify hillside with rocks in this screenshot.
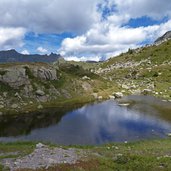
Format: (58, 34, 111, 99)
(68, 32, 171, 102)
(155, 31, 171, 45)
(0, 61, 111, 115)
(0, 32, 171, 115)
(94, 38, 171, 101)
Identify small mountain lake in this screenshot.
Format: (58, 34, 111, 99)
(0, 95, 171, 145)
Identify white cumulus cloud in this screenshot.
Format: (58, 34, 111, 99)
(0, 0, 100, 34)
(21, 49, 30, 55)
(0, 27, 26, 50)
(37, 47, 48, 54)
(0, 0, 171, 60)
(59, 19, 171, 61)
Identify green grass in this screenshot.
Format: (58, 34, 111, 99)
(2, 139, 171, 171)
(53, 139, 171, 171)
(101, 39, 171, 68)
(0, 141, 35, 154)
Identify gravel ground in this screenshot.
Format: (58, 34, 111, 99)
(2, 143, 83, 170)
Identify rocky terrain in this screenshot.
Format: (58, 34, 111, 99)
(0, 32, 171, 171)
(1, 139, 171, 170)
(0, 32, 171, 115)
(0, 61, 110, 115)
(2, 143, 83, 170)
(93, 38, 171, 101)
(155, 31, 171, 45)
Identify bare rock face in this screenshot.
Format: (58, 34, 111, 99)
(0, 65, 58, 89)
(31, 66, 57, 80)
(0, 66, 30, 88)
(155, 31, 171, 45)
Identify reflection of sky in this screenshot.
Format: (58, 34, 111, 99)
(1, 100, 171, 145)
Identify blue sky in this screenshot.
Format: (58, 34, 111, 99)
(19, 32, 76, 54)
(0, 0, 171, 61)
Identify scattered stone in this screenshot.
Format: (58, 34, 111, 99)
(3, 92, 7, 97)
(36, 90, 45, 96)
(109, 95, 115, 99)
(2, 146, 81, 170)
(98, 96, 103, 100)
(82, 76, 90, 80)
(36, 143, 45, 149)
(0, 112, 3, 116)
(37, 105, 43, 109)
(132, 89, 141, 95)
(82, 82, 92, 91)
(11, 104, 18, 109)
(0, 105, 4, 109)
(122, 85, 129, 90)
(92, 93, 98, 99)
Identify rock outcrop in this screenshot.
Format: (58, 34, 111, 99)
(31, 66, 57, 80)
(0, 66, 29, 88)
(155, 31, 171, 45)
(0, 65, 58, 89)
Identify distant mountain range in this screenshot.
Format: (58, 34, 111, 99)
(0, 49, 61, 63)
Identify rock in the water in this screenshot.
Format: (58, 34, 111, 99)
(113, 92, 124, 98)
(118, 103, 130, 107)
(167, 133, 171, 137)
(142, 89, 152, 95)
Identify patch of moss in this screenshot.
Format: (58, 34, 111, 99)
(24, 66, 35, 79)
(0, 70, 7, 76)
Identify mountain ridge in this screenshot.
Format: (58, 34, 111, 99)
(0, 49, 61, 63)
(155, 31, 171, 44)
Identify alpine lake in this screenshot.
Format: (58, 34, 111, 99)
(0, 95, 171, 145)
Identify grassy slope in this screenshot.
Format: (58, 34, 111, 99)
(1, 139, 171, 170)
(96, 40, 171, 99)
(62, 41, 171, 100)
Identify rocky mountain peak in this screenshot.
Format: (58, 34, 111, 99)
(155, 31, 171, 44)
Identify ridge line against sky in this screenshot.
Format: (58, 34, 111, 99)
(0, 0, 171, 61)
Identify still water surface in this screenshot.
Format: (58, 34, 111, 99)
(0, 95, 171, 145)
